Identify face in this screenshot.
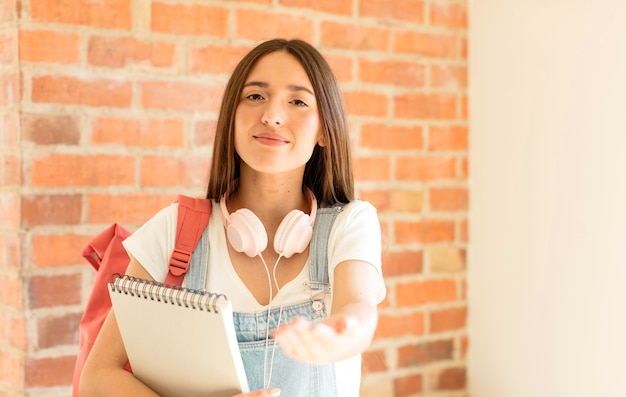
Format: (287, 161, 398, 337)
(234, 51, 322, 176)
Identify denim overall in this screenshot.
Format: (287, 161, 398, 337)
(185, 206, 343, 396)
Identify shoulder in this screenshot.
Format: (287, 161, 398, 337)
(334, 200, 379, 226)
(321, 200, 380, 243)
(124, 203, 178, 244)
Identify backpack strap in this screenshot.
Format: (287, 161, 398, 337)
(165, 195, 212, 285)
(308, 205, 344, 291)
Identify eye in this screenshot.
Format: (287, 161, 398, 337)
(291, 99, 308, 107)
(245, 93, 264, 101)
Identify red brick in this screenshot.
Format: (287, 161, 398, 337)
(461, 335, 469, 358)
(396, 219, 456, 244)
(194, 119, 217, 147)
(0, 0, 16, 23)
(236, 9, 315, 42)
(396, 156, 457, 181)
(360, 58, 425, 87)
(343, 91, 388, 117)
(28, 274, 82, 308)
(398, 339, 454, 367)
(0, 71, 20, 107)
(461, 37, 468, 60)
(140, 80, 223, 111)
(361, 124, 423, 151)
(21, 194, 82, 227)
(358, 189, 390, 211)
(30, 154, 135, 187)
(394, 31, 458, 58)
(431, 64, 468, 89)
(396, 279, 457, 306)
(0, 272, 21, 308)
(395, 93, 457, 120)
(353, 156, 390, 181)
(430, 187, 468, 211)
(21, 113, 81, 145)
(394, 373, 423, 396)
(91, 117, 184, 148)
(461, 94, 469, 119)
(432, 366, 466, 390)
(0, 232, 21, 269)
(88, 36, 175, 68)
(227, 0, 270, 3)
(31, 234, 91, 268)
(31, 0, 131, 29)
(361, 349, 388, 374)
(374, 311, 424, 339)
(19, 30, 79, 64)
(0, 33, 15, 64)
(280, 0, 352, 15)
(360, 0, 424, 24)
(390, 189, 424, 213)
(429, 247, 466, 273)
(460, 156, 469, 179)
(430, 306, 467, 333)
(191, 45, 251, 74)
(87, 193, 176, 225)
(1, 154, 21, 186)
(37, 313, 81, 348)
(459, 217, 468, 242)
(1, 111, 19, 147)
(32, 76, 132, 108)
(0, 192, 19, 228)
(140, 156, 211, 187)
(429, 125, 468, 151)
(382, 251, 423, 277)
(321, 21, 389, 51)
(431, 2, 468, 29)
(8, 314, 27, 351)
(151, 3, 228, 37)
(324, 54, 353, 83)
(25, 355, 75, 387)
(0, 349, 23, 390)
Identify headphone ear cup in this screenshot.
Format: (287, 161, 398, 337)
(274, 210, 313, 258)
(227, 208, 268, 257)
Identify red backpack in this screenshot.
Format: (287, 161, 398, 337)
(72, 196, 212, 396)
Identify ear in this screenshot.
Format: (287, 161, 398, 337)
(317, 130, 327, 147)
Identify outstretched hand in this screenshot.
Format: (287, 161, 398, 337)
(273, 314, 360, 364)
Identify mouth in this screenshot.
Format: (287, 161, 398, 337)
(253, 132, 290, 145)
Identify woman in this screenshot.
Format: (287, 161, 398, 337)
(80, 38, 386, 397)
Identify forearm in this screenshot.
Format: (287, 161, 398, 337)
(327, 301, 378, 357)
(79, 367, 159, 397)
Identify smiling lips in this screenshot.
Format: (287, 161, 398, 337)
(253, 132, 290, 146)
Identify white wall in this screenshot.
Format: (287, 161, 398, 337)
(469, 1, 626, 396)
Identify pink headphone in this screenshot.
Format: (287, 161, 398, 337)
(220, 189, 317, 258)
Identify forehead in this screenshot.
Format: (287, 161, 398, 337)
(245, 51, 313, 89)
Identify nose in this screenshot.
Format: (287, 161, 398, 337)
(261, 100, 285, 126)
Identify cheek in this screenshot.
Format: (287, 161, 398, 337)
(300, 113, 321, 137)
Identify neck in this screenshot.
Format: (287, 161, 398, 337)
(228, 173, 310, 229)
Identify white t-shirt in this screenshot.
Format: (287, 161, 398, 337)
(123, 199, 386, 396)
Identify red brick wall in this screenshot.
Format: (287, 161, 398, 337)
(1, 0, 468, 396)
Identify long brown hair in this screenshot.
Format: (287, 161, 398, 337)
(205, 38, 353, 207)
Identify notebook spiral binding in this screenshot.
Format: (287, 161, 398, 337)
(109, 273, 228, 313)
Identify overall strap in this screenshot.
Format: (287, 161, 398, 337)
(308, 205, 344, 291)
(165, 195, 212, 285)
(185, 225, 210, 290)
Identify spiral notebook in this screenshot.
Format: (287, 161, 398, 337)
(108, 274, 249, 397)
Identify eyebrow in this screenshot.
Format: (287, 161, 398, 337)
(243, 81, 315, 96)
